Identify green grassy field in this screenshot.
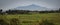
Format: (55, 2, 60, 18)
(0, 13, 60, 25)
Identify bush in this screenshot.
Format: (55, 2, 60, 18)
(0, 19, 9, 25)
(10, 18, 19, 25)
(39, 19, 55, 25)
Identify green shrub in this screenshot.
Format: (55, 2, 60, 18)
(10, 18, 20, 25)
(39, 19, 55, 25)
(0, 19, 9, 25)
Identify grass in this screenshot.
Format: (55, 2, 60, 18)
(0, 13, 60, 25)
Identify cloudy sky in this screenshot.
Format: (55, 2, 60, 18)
(0, 0, 60, 11)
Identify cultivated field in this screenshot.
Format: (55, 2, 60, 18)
(0, 13, 60, 25)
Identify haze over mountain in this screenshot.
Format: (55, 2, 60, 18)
(14, 4, 51, 11)
(14, 4, 59, 11)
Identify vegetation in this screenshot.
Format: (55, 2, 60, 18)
(10, 18, 20, 25)
(0, 19, 9, 25)
(0, 13, 60, 25)
(39, 19, 54, 25)
(0, 8, 60, 25)
(0, 8, 60, 14)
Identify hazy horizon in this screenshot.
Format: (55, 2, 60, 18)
(0, 0, 60, 11)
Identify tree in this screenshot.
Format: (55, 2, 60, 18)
(0, 9, 2, 13)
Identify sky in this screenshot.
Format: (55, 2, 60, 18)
(0, 0, 60, 11)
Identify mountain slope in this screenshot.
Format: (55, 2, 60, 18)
(15, 4, 48, 11)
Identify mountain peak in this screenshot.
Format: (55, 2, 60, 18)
(14, 4, 48, 11)
(28, 4, 40, 7)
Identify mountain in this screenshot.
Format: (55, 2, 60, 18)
(14, 4, 48, 11)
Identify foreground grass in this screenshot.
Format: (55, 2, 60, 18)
(0, 13, 60, 25)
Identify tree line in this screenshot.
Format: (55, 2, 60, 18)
(0, 8, 60, 14)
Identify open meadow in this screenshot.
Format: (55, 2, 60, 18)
(0, 13, 60, 25)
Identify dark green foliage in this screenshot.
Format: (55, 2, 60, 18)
(10, 18, 19, 25)
(0, 9, 3, 15)
(0, 19, 9, 25)
(39, 19, 55, 25)
(0, 8, 60, 14)
(0, 9, 2, 13)
(6, 10, 30, 14)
